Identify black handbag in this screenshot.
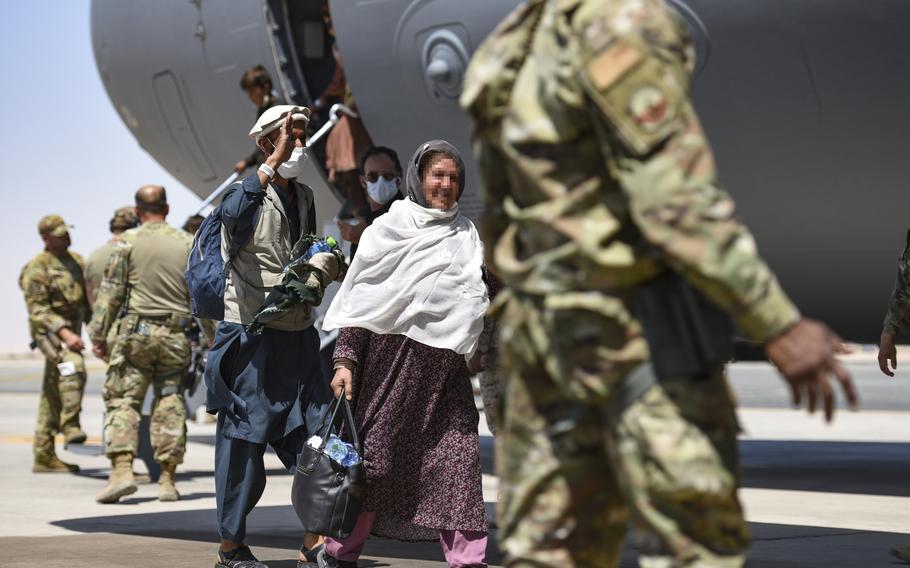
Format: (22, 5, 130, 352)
(291, 396, 365, 538)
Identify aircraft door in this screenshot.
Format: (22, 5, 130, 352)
(329, 0, 521, 220)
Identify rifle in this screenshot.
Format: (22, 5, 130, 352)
(629, 271, 735, 380)
(182, 317, 208, 396)
(29, 332, 64, 365)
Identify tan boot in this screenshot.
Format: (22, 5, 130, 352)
(32, 455, 79, 473)
(63, 428, 88, 445)
(158, 462, 180, 502)
(96, 453, 137, 504)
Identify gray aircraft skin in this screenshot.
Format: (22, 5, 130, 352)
(91, 0, 910, 343)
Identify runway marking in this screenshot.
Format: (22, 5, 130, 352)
(742, 488, 910, 535)
(0, 435, 102, 445)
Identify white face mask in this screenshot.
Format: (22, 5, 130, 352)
(366, 177, 400, 205)
(275, 146, 307, 179)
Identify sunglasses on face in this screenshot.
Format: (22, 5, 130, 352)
(364, 171, 398, 183)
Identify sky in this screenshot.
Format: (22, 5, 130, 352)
(0, 2, 203, 353)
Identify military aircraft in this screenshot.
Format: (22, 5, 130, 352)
(91, 0, 910, 343)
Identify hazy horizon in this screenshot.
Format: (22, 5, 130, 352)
(0, 2, 206, 353)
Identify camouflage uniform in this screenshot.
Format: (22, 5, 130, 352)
(90, 221, 194, 465)
(461, 1, 800, 566)
(883, 229, 910, 336)
(85, 206, 138, 306)
(19, 249, 91, 461)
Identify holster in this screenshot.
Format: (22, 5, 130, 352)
(629, 271, 734, 380)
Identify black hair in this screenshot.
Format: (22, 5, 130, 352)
(359, 146, 402, 175)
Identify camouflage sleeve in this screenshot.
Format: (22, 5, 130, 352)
(472, 138, 512, 270)
(89, 243, 130, 342)
(19, 263, 67, 335)
(883, 231, 910, 336)
(575, 0, 799, 342)
(74, 252, 92, 324)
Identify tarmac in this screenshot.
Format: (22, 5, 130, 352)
(3, 355, 910, 567)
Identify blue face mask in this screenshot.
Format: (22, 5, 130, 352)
(366, 177, 400, 204)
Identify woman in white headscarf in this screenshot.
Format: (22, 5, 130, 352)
(318, 141, 491, 568)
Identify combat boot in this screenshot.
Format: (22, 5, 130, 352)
(158, 462, 180, 502)
(64, 427, 88, 446)
(32, 455, 80, 473)
(96, 452, 137, 504)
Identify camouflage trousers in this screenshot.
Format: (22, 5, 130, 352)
(34, 349, 86, 460)
(102, 317, 190, 464)
(496, 297, 747, 568)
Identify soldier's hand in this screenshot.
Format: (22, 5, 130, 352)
(92, 341, 108, 361)
(765, 318, 859, 422)
(331, 367, 353, 401)
(58, 328, 84, 352)
(878, 330, 897, 377)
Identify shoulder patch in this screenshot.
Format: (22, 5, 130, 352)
(627, 85, 672, 133)
(582, 38, 685, 156)
(587, 42, 641, 90)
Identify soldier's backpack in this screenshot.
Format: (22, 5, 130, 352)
(185, 186, 257, 321)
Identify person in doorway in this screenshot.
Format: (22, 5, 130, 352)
(233, 65, 287, 175)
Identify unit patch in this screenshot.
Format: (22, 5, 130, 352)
(628, 85, 670, 133)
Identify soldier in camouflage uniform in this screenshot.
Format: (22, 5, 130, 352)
(89, 186, 193, 504)
(878, 229, 910, 378)
(461, 1, 858, 566)
(85, 206, 138, 305)
(877, 231, 910, 563)
(20, 215, 91, 473)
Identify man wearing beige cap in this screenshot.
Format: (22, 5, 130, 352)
(19, 215, 91, 472)
(204, 105, 342, 568)
(84, 206, 138, 305)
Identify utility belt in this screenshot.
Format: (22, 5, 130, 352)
(120, 313, 193, 335)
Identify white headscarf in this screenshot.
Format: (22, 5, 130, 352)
(322, 142, 488, 355)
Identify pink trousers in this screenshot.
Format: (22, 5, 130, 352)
(324, 511, 487, 567)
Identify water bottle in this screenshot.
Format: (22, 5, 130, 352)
(324, 435, 348, 463)
(305, 240, 332, 260)
(339, 443, 362, 467)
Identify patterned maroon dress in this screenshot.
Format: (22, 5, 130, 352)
(333, 327, 487, 541)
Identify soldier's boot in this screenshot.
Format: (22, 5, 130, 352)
(96, 453, 138, 504)
(158, 462, 180, 502)
(890, 544, 910, 563)
(32, 454, 80, 473)
(63, 427, 88, 446)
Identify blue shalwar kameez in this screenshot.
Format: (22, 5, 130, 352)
(205, 175, 329, 542)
